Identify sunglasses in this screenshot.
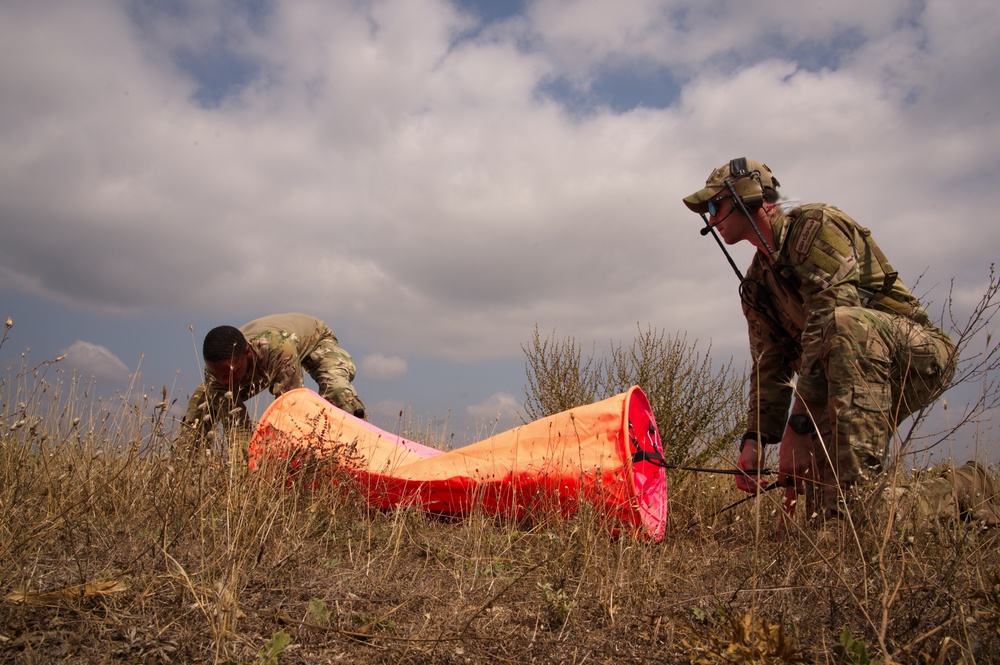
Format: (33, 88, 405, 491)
(707, 195, 732, 218)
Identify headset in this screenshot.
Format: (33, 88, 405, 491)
(699, 157, 775, 266)
(727, 157, 765, 211)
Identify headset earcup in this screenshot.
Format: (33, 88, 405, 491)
(734, 177, 764, 209)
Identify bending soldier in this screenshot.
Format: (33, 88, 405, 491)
(181, 313, 365, 448)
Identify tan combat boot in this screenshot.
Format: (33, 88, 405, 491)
(948, 461, 1000, 527)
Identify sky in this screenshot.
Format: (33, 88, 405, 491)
(2, 0, 999, 459)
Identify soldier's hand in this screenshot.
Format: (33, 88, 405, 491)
(173, 423, 208, 456)
(735, 437, 769, 493)
(347, 394, 366, 420)
(777, 430, 815, 495)
(330, 387, 366, 420)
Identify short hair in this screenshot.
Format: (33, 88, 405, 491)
(203, 326, 247, 362)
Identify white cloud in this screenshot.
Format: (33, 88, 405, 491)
(1, 0, 999, 444)
(59, 341, 131, 382)
(466, 392, 523, 432)
(360, 353, 408, 380)
(369, 398, 410, 426)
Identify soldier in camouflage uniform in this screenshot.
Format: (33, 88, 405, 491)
(181, 313, 365, 448)
(683, 158, 959, 519)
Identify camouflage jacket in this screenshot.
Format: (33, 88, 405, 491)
(183, 313, 339, 433)
(741, 203, 931, 441)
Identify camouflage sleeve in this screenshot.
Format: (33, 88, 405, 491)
(183, 382, 255, 439)
(182, 382, 255, 435)
(786, 207, 864, 402)
(182, 384, 212, 435)
(744, 308, 795, 442)
(254, 334, 305, 396)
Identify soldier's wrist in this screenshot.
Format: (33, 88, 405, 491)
(739, 432, 770, 453)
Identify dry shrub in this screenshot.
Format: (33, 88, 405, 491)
(523, 324, 746, 467)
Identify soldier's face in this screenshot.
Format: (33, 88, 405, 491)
(206, 349, 249, 389)
(708, 195, 742, 243)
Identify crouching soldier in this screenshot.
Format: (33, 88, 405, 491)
(179, 313, 365, 455)
(681, 157, 959, 520)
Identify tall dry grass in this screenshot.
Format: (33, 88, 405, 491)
(2, 373, 997, 665)
(2, 265, 1000, 664)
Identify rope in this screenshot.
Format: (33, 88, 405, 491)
(630, 447, 775, 476)
(626, 421, 781, 519)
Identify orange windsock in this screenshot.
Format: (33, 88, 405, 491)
(248, 386, 667, 540)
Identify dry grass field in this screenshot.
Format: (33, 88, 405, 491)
(5, 292, 1000, 665)
(2, 362, 999, 665)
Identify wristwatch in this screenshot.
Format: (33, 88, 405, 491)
(788, 413, 815, 435)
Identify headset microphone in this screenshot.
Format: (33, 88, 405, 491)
(699, 205, 736, 235)
(699, 213, 744, 281)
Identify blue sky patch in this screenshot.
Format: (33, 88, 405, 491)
(785, 28, 866, 73)
(175, 47, 261, 108)
(129, 0, 272, 108)
(455, 0, 527, 24)
(538, 64, 681, 115)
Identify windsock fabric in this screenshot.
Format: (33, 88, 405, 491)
(247, 387, 668, 540)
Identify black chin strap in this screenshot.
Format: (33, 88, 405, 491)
(724, 179, 774, 255)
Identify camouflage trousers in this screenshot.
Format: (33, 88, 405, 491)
(303, 326, 365, 416)
(802, 307, 956, 517)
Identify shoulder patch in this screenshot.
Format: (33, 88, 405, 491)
(793, 217, 822, 259)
